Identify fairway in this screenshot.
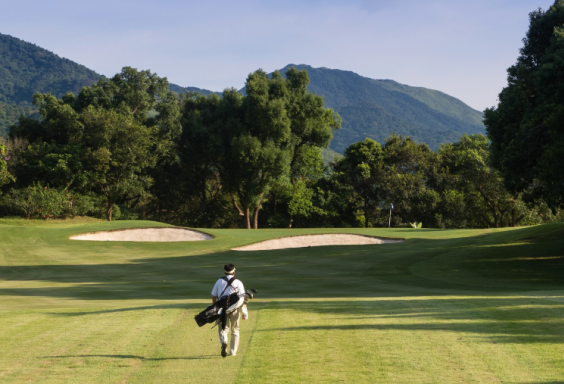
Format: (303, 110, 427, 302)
(1, 219, 564, 383)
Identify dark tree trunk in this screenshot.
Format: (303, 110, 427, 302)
(106, 198, 114, 221)
(233, 198, 250, 228)
(364, 197, 369, 228)
(273, 192, 277, 214)
(245, 206, 251, 229)
(252, 206, 260, 229)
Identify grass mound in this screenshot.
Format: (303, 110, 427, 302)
(0, 220, 563, 383)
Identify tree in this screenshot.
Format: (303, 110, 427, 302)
(439, 134, 529, 228)
(0, 142, 14, 189)
(279, 68, 340, 227)
(379, 135, 439, 227)
(333, 138, 384, 227)
(222, 76, 289, 228)
(219, 69, 340, 229)
(484, 1, 564, 207)
(9, 67, 173, 220)
(74, 67, 169, 123)
(171, 91, 236, 227)
(81, 107, 157, 221)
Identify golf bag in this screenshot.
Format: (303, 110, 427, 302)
(194, 292, 240, 327)
(195, 277, 240, 328)
(194, 277, 257, 328)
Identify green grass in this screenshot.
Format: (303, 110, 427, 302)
(1, 219, 564, 383)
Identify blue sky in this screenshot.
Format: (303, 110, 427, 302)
(0, 0, 553, 111)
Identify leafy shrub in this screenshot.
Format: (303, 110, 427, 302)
(6, 183, 66, 219)
(2, 183, 113, 220)
(5, 186, 41, 219)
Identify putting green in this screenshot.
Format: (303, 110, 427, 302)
(0, 218, 563, 383)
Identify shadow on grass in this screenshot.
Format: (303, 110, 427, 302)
(0, 223, 563, 302)
(45, 296, 564, 346)
(49, 303, 205, 316)
(257, 298, 564, 344)
(263, 298, 564, 344)
(41, 354, 217, 361)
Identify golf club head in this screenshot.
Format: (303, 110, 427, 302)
(245, 289, 257, 299)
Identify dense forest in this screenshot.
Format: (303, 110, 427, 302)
(0, 103, 35, 137)
(0, 33, 101, 105)
(485, 0, 564, 208)
(0, 65, 559, 228)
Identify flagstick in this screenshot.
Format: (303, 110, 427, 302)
(388, 207, 392, 228)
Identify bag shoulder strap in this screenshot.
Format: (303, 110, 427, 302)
(219, 277, 238, 298)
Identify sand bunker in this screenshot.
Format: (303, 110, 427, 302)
(233, 234, 402, 251)
(70, 228, 213, 242)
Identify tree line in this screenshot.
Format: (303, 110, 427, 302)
(0, 65, 559, 228)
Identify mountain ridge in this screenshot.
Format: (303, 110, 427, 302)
(275, 64, 485, 152)
(0, 34, 485, 153)
(0, 33, 216, 136)
(0, 33, 101, 105)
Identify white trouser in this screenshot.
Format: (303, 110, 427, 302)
(218, 307, 240, 355)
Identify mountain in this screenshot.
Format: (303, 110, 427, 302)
(0, 33, 216, 136)
(168, 83, 217, 97)
(0, 33, 102, 136)
(276, 64, 485, 152)
(0, 33, 485, 152)
(0, 33, 101, 105)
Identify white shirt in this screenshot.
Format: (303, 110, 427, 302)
(211, 275, 245, 299)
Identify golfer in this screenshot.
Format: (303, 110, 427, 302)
(211, 263, 245, 357)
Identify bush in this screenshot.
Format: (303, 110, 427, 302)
(5, 186, 42, 219)
(2, 184, 111, 220)
(5, 183, 66, 219)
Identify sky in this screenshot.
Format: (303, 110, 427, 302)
(0, 0, 555, 111)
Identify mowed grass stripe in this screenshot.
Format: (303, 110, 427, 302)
(0, 308, 184, 382)
(237, 296, 564, 383)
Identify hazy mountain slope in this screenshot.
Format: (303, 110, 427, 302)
(0, 33, 102, 136)
(0, 103, 34, 137)
(0, 33, 485, 153)
(0, 33, 101, 105)
(277, 64, 485, 151)
(375, 79, 483, 128)
(334, 102, 462, 153)
(0, 33, 217, 136)
(169, 83, 217, 96)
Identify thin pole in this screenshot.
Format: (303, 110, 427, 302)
(388, 208, 392, 228)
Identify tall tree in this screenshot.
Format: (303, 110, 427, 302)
(282, 68, 340, 226)
(439, 134, 529, 228)
(224, 68, 340, 229)
(81, 107, 157, 221)
(9, 67, 170, 220)
(484, 1, 564, 207)
(222, 71, 292, 229)
(379, 135, 439, 227)
(333, 138, 384, 227)
(74, 67, 169, 123)
(173, 91, 237, 227)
